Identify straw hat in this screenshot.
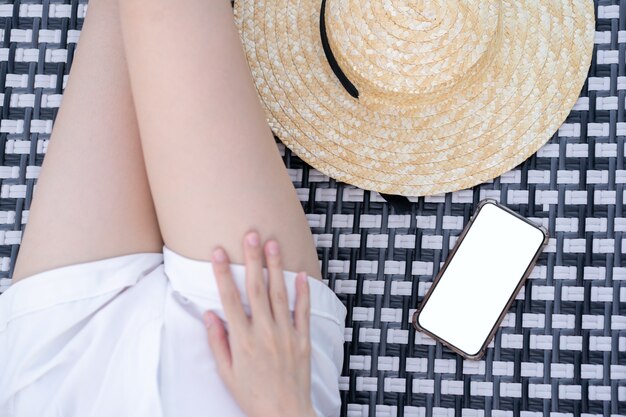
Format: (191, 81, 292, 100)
(233, 1, 595, 197)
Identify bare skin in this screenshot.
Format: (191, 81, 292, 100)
(11, 0, 323, 414)
(116, 0, 322, 279)
(14, 0, 321, 283)
(205, 231, 317, 417)
(12, 0, 163, 283)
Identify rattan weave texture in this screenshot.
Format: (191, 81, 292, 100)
(0, 1, 623, 416)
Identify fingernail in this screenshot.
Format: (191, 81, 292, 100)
(297, 272, 307, 283)
(213, 248, 226, 263)
(267, 240, 279, 256)
(203, 312, 214, 328)
(246, 231, 260, 247)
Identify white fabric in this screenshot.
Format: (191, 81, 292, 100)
(0, 245, 347, 417)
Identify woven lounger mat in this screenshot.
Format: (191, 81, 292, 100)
(0, 1, 624, 416)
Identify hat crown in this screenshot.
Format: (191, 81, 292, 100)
(325, 0, 503, 100)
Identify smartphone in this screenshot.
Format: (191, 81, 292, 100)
(412, 199, 549, 360)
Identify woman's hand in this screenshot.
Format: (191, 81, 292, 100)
(203, 230, 317, 417)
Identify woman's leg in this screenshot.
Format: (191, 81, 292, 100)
(11, 0, 163, 284)
(117, 0, 322, 279)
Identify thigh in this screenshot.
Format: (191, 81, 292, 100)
(118, 0, 322, 279)
(11, 0, 163, 284)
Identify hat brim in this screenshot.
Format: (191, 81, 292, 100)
(234, 0, 595, 196)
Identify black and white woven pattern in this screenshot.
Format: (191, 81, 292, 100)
(0, 1, 624, 416)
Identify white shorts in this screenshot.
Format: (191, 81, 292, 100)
(0, 245, 347, 417)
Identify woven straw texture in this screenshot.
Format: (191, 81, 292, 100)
(0, 1, 624, 416)
(233, 0, 596, 197)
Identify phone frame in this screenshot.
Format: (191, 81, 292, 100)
(411, 198, 549, 360)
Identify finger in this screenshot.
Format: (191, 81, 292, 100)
(264, 239, 291, 328)
(211, 246, 249, 334)
(243, 230, 273, 323)
(294, 272, 311, 343)
(203, 311, 235, 389)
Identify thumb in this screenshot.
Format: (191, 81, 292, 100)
(203, 311, 234, 385)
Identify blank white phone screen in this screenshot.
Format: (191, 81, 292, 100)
(416, 202, 545, 356)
